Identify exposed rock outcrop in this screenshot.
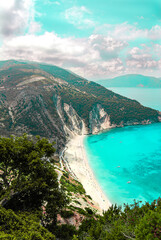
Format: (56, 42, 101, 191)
(158, 112, 161, 122)
(89, 104, 112, 134)
(54, 98, 112, 137)
(54, 95, 86, 138)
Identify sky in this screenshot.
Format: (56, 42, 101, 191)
(0, 0, 161, 80)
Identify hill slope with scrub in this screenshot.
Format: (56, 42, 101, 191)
(0, 60, 160, 152)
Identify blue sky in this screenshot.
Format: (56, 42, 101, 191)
(0, 0, 161, 79)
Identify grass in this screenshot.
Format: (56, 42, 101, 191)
(60, 175, 85, 195)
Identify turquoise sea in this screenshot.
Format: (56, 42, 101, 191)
(84, 88, 161, 206)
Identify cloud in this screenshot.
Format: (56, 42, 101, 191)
(96, 22, 161, 41)
(65, 6, 95, 29)
(149, 25, 161, 41)
(0, 31, 160, 79)
(0, 1, 15, 10)
(126, 46, 161, 69)
(66, 59, 124, 79)
(153, 44, 161, 58)
(0, 32, 87, 63)
(0, 0, 41, 38)
(0, 2, 160, 79)
(44, 0, 61, 5)
(28, 21, 42, 34)
(0, 31, 127, 78)
(89, 34, 128, 60)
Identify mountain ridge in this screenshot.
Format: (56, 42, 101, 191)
(0, 60, 160, 152)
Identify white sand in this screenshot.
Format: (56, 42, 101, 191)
(64, 134, 111, 213)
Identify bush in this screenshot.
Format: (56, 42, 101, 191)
(85, 208, 93, 215)
(135, 211, 161, 240)
(56, 224, 77, 240)
(61, 210, 74, 218)
(0, 207, 56, 240)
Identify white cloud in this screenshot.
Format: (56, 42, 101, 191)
(153, 44, 161, 58)
(44, 0, 61, 5)
(126, 46, 161, 70)
(65, 6, 95, 29)
(68, 59, 124, 79)
(96, 22, 161, 41)
(0, 0, 41, 38)
(28, 21, 42, 34)
(0, 32, 127, 79)
(0, 0, 15, 10)
(0, 2, 160, 79)
(0, 26, 160, 79)
(89, 34, 128, 60)
(149, 25, 161, 40)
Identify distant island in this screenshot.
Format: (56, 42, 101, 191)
(96, 74, 161, 88)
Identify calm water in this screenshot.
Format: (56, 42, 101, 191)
(109, 87, 161, 111)
(84, 88, 161, 206)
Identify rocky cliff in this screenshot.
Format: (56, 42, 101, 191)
(0, 60, 160, 151)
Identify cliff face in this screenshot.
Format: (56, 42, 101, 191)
(54, 97, 112, 136)
(0, 60, 160, 151)
(54, 94, 84, 137)
(89, 104, 112, 134)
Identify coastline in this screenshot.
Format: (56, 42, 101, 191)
(63, 134, 111, 213)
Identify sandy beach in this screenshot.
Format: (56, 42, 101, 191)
(63, 134, 111, 213)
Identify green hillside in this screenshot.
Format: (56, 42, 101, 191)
(0, 60, 160, 151)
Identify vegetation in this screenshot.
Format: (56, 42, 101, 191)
(0, 207, 55, 240)
(0, 60, 159, 144)
(59, 84, 158, 126)
(60, 175, 86, 195)
(36, 61, 159, 125)
(0, 134, 161, 239)
(76, 199, 161, 240)
(0, 135, 67, 239)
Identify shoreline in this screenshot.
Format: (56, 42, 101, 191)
(63, 134, 111, 213)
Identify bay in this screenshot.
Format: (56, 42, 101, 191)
(84, 88, 161, 206)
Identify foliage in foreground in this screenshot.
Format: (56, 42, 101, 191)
(76, 198, 161, 240)
(0, 135, 68, 239)
(0, 207, 55, 240)
(0, 135, 161, 240)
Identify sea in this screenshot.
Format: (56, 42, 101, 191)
(84, 88, 161, 206)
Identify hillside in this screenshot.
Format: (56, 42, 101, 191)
(96, 74, 161, 88)
(0, 60, 160, 151)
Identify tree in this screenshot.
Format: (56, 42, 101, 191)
(135, 211, 161, 240)
(0, 134, 67, 224)
(0, 206, 56, 239)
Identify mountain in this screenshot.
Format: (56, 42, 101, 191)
(96, 74, 161, 88)
(0, 60, 160, 151)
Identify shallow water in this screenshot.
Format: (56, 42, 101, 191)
(84, 88, 161, 206)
